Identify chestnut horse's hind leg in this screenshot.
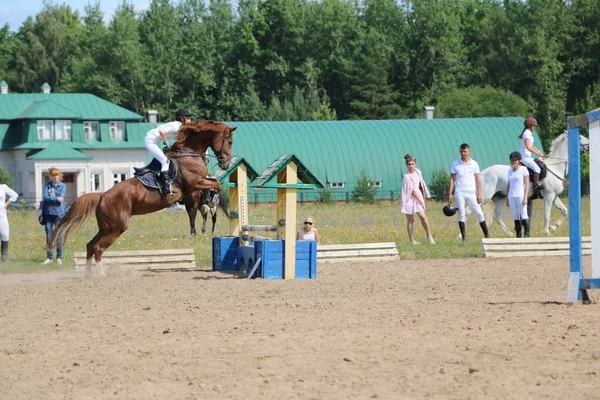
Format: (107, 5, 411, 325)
(92, 230, 125, 276)
(86, 231, 106, 278)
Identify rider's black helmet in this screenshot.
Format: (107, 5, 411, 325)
(175, 108, 193, 120)
(443, 204, 458, 217)
(509, 151, 522, 161)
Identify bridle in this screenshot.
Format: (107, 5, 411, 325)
(212, 130, 231, 168)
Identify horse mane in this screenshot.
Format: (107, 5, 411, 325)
(173, 120, 225, 150)
(547, 131, 567, 155)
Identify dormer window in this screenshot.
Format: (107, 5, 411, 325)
(84, 121, 100, 141)
(109, 121, 126, 140)
(37, 120, 71, 140)
(55, 120, 71, 140)
(37, 120, 53, 140)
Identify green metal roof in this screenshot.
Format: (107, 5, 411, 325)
(214, 157, 260, 187)
(251, 154, 325, 189)
(225, 118, 541, 195)
(16, 101, 82, 119)
(0, 93, 143, 120)
(25, 142, 92, 160)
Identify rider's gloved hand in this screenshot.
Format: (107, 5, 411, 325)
(163, 145, 171, 153)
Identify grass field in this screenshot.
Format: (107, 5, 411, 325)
(1, 196, 590, 274)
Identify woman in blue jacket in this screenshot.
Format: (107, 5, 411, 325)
(41, 168, 67, 265)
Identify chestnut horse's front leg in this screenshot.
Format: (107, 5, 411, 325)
(184, 191, 201, 236)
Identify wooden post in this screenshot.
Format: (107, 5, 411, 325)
(277, 162, 297, 279)
(229, 164, 249, 244)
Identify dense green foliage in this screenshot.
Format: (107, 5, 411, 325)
(428, 168, 450, 202)
(0, 165, 14, 187)
(1, 0, 599, 147)
(351, 170, 378, 203)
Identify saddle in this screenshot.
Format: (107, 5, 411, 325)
(526, 159, 547, 183)
(133, 158, 181, 190)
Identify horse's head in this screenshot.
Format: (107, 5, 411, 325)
(210, 122, 236, 170)
(174, 120, 236, 170)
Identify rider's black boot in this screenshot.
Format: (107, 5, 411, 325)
(1, 241, 8, 262)
(514, 220, 522, 238)
(458, 221, 466, 242)
(522, 219, 531, 238)
(532, 172, 542, 189)
(160, 171, 177, 195)
(479, 221, 490, 238)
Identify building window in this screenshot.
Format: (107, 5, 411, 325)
(91, 173, 102, 192)
(113, 173, 127, 186)
(37, 120, 72, 140)
(37, 120, 53, 140)
(329, 182, 345, 188)
(55, 120, 72, 140)
(372, 181, 382, 188)
(84, 121, 100, 141)
(110, 121, 126, 140)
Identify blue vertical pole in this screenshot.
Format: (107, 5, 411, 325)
(567, 124, 583, 301)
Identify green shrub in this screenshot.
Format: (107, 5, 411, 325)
(429, 168, 450, 202)
(318, 186, 335, 203)
(351, 170, 377, 204)
(0, 165, 14, 187)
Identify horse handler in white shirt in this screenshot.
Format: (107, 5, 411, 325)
(448, 143, 490, 242)
(0, 183, 18, 262)
(506, 151, 530, 237)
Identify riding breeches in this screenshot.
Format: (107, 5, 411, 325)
(521, 157, 540, 173)
(145, 138, 169, 171)
(0, 217, 8, 241)
(508, 197, 528, 220)
(455, 191, 485, 223)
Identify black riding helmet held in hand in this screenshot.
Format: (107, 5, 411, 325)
(175, 108, 193, 121)
(443, 204, 458, 217)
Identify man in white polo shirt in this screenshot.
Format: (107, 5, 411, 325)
(448, 143, 490, 242)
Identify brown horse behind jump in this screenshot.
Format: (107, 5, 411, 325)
(50, 120, 235, 277)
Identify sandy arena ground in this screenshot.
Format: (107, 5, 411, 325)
(1, 256, 599, 400)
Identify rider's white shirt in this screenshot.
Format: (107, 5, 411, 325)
(145, 121, 182, 143)
(520, 129, 534, 159)
(451, 158, 480, 194)
(507, 166, 528, 198)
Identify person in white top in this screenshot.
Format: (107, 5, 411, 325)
(144, 107, 193, 195)
(448, 143, 489, 242)
(0, 183, 18, 262)
(297, 217, 320, 245)
(519, 117, 545, 189)
(506, 152, 530, 238)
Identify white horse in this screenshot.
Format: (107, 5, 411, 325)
(473, 131, 589, 235)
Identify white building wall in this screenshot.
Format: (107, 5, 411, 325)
(4, 148, 148, 205)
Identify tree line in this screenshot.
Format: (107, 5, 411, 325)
(1, 0, 599, 147)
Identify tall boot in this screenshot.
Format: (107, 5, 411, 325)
(160, 171, 177, 195)
(532, 172, 540, 189)
(522, 219, 531, 238)
(1, 241, 8, 262)
(479, 221, 490, 238)
(458, 221, 466, 242)
(514, 220, 522, 238)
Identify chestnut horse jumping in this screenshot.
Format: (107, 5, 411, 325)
(50, 120, 235, 277)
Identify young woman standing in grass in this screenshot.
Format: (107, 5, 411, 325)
(401, 154, 434, 245)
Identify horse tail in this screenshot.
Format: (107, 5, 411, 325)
(218, 192, 230, 219)
(50, 193, 102, 248)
